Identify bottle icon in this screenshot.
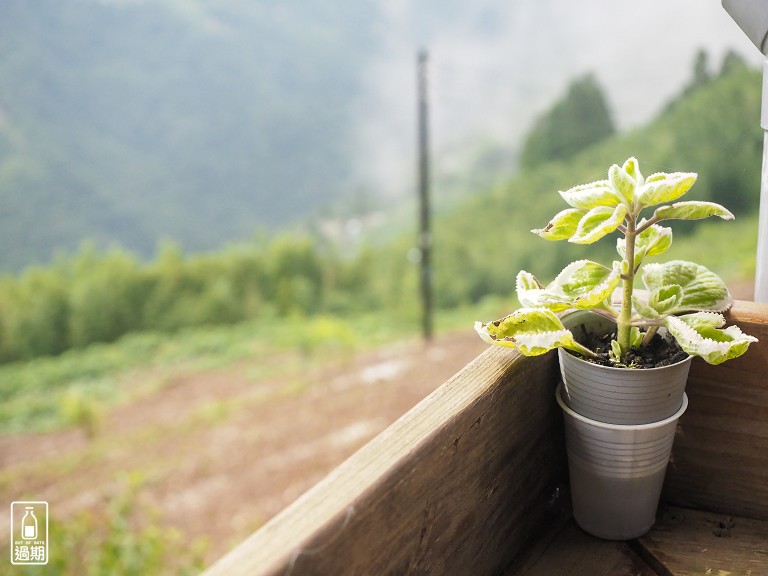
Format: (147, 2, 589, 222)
(21, 507, 37, 540)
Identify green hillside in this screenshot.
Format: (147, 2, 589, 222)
(1, 2, 759, 277)
(0, 59, 761, 365)
(433, 61, 763, 308)
(0, 0, 378, 270)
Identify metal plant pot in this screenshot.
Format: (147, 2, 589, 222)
(556, 385, 688, 540)
(558, 310, 692, 425)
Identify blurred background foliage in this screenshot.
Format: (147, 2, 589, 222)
(8, 476, 207, 576)
(0, 53, 761, 367)
(519, 73, 616, 170)
(0, 0, 379, 270)
(0, 1, 764, 573)
(0, 19, 763, 573)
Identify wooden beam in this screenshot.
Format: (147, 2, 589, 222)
(504, 516, 658, 576)
(636, 505, 768, 575)
(202, 300, 768, 574)
(203, 347, 565, 576)
(663, 301, 768, 520)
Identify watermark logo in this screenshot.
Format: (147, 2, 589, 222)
(10, 501, 48, 565)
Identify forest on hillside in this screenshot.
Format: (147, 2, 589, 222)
(0, 0, 378, 269)
(0, 57, 761, 365)
(0, 1, 758, 273)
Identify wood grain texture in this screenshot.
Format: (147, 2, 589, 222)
(663, 301, 768, 520)
(203, 301, 768, 575)
(505, 517, 658, 576)
(203, 347, 566, 576)
(637, 505, 768, 575)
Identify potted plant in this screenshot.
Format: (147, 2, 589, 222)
(474, 157, 758, 539)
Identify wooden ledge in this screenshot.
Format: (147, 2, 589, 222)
(507, 505, 768, 575)
(663, 300, 768, 520)
(638, 505, 768, 575)
(203, 345, 564, 575)
(204, 301, 768, 575)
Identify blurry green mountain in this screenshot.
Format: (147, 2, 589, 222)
(0, 0, 378, 271)
(0, 54, 761, 364)
(520, 73, 616, 169)
(433, 57, 762, 308)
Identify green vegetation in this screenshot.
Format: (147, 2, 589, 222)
(520, 74, 616, 169)
(0, 0, 379, 270)
(0, 57, 761, 365)
(3, 479, 206, 576)
(0, 236, 391, 363)
(434, 58, 761, 310)
(475, 156, 758, 365)
(0, 49, 762, 576)
(0, 52, 761, 431)
(0, 310, 427, 434)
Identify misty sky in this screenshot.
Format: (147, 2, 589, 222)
(355, 0, 764, 197)
(2, 0, 765, 268)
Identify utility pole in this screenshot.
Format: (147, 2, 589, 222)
(417, 49, 433, 341)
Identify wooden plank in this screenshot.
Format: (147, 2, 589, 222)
(636, 505, 768, 575)
(203, 346, 566, 576)
(505, 516, 658, 576)
(663, 301, 768, 520)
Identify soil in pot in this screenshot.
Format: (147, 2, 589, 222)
(569, 322, 689, 369)
(558, 310, 692, 425)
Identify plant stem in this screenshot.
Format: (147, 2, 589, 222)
(617, 215, 636, 358)
(641, 325, 659, 348)
(570, 340, 600, 360)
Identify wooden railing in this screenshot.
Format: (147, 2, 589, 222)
(663, 301, 768, 520)
(203, 301, 768, 576)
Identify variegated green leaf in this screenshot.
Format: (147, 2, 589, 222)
(562, 260, 621, 309)
(474, 308, 581, 356)
(633, 285, 683, 319)
(639, 224, 673, 257)
(559, 180, 620, 209)
(620, 258, 630, 276)
(570, 204, 627, 244)
(616, 238, 629, 260)
(665, 316, 758, 365)
(516, 261, 621, 311)
(648, 284, 684, 315)
(609, 162, 637, 206)
(621, 157, 644, 186)
(516, 271, 572, 311)
(635, 171, 697, 208)
(677, 311, 726, 329)
(642, 260, 732, 313)
(531, 208, 587, 240)
(617, 223, 672, 263)
(632, 294, 659, 318)
(652, 201, 734, 223)
(545, 260, 621, 309)
(609, 339, 622, 363)
(609, 327, 642, 362)
(631, 244, 648, 268)
(516, 270, 542, 293)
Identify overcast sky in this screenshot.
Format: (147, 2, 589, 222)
(355, 0, 764, 196)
